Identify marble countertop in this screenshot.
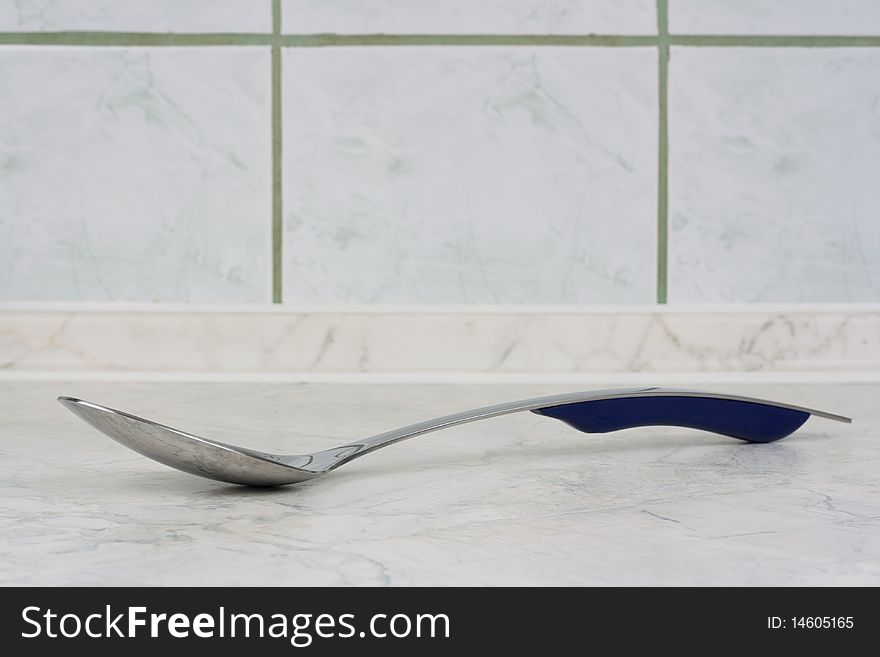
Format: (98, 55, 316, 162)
(1, 381, 877, 586)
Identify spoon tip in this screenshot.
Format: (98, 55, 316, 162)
(57, 395, 87, 409)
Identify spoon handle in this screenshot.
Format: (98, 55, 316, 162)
(315, 388, 850, 471)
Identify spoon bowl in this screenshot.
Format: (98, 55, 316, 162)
(59, 397, 318, 485)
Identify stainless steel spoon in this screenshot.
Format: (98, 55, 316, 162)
(58, 388, 850, 487)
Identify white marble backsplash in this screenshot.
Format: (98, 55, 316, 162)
(2, 308, 878, 374)
(282, 0, 657, 35)
(283, 47, 657, 304)
(0, 0, 271, 32)
(0, 47, 271, 302)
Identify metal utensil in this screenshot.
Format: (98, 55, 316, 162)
(58, 387, 850, 487)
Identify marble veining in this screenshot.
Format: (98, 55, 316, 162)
(2, 309, 878, 373)
(669, 48, 880, 302)
(670, 0, 880, 36)
(283, 47, 657, 304)
(282, 0, 657, 35)
(1, 381, 876, 585)
(0, 47, 271, 302)
(0, 0, 271, 33)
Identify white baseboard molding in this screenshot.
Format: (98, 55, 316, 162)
(2, 371, 879, 384)
(3, 302, 880, 314)
(2, 305, 878, 375)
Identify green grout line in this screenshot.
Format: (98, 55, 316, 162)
(670, 35, 880, 47)
(280, 34, 657, 47)
(0, 32, 275, 45)
(271, 0, 283, 303)
(4, 32, 880, 48)
(656, 0, 669, 304)
(0, 32, 657, 47)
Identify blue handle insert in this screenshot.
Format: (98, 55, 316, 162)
(531, 395, 810, 443)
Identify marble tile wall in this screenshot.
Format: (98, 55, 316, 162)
(0, 46, 271, 302)
(282, 47, 657, 304)
(668, 48, 880, 302)
(669, 0, 880, 36)
(281, 0, 657, 35)
(1, 1, 880, 309)
(0, 0, 271, 32)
